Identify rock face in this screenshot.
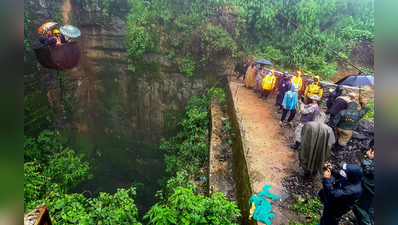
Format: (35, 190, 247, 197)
(24, 0, 223, 143)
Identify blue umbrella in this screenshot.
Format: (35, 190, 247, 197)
(59, 25, 81, 38)
(254, 59, 273, 66)
(335, 75, 374, 86)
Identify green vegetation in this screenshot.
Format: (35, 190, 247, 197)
(225, 117, 231, 132)
(24, 88, 240, 224)
(290, 197, 322, 225)
(363, 98, 374, 121)
(123, 0, 238, 76)
(152, 87, 241, 223)
(24, 130, 142, 224)
(160, 88, 225, 175)
(235, 0, 374, 77)
(24, 11, 32, 52)
(145, 187, 240, 224)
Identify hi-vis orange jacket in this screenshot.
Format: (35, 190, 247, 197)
(262, 70, 276, 90)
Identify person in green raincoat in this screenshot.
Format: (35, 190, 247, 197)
(352, 142, 374, 225)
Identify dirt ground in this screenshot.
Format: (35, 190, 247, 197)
(233, 76, 371, 225)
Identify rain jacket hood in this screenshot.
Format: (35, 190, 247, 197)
(343, 164, 364, 184)
(282, 85, 298, 110)
(336, 85, 344, 92)
(290, 84, 296, 92)
(332, 101, 368, 130)
(313, 75, 320, 84)
(347, 102, 358, 110)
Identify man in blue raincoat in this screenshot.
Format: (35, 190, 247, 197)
(319, 163, 363, 225)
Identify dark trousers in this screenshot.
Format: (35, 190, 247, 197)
(262, 89, 271, 99)
(320, 206, 343, 225)
(352, 187, 374, 225)
(237, 70, 247, 80)
(281, 109, 296, 122)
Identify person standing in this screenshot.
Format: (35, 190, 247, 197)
(260, 69, 276, 100)
(298, 111, 335, 180)
(327, 93, 356, 126)
(291, 71, 303, 91)
(280, 85, 298, 125)
(276, 72, 292, 110)
(255, 65, 267, 94)
(237, 59, 249, 81)
(331, 97, 368, 155)
(318, 163, 363, 225)
(291, 95, 320, 150)
(304, 75, 323, 104)
(244, 63, 257, 88)
(327, 85, 345, 110)
(352, 145, 374, 225)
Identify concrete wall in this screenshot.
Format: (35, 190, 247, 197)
(225, 83, 256, 225)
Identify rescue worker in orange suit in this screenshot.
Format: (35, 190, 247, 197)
(260, 69, 276, 100)
(53, 29, 62, 46)
(304, 75, 323, 104)
(291, 71, 303, 92)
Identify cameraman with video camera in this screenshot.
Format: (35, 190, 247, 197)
(318, 163, 364, 225)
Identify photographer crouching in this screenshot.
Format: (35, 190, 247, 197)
(318, 163, 364, 225)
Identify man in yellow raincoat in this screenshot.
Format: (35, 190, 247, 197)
(304, 75, 323, 104)
(260, 69, 276, 100)
(291, 71, 303, 91)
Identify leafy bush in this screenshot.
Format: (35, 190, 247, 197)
(160, 88, 225, 175)
(43, 150, 93, 191)
(24, 130, 64, 164)
(144, 187, 240, 224)
(178, 53, 196, 77)
(363, 98, 374, 121)
(255, 46, 284, 67)
(303, 54, 337, 81)
(26, 186, 142, 224)
(292, 197, 322, 224)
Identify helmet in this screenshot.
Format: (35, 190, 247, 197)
(53, 29, 60, 34)
(270, 69, 274, 75)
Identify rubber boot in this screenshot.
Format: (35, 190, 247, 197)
(291, 141, 300, 150)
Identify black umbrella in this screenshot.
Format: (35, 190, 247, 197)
(335, 74, 374, 98)
(254, 59, 273, 66)
(335, 75, 374, 86)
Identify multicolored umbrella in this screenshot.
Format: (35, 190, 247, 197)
(59, 25, 81, 38)
(38, 22, 58, 37)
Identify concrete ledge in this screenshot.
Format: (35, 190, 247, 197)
(225, 84, 256, 225)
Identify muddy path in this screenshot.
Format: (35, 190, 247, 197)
(233, 76, 373, 224)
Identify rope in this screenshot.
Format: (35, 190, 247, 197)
(257, 0, 364, 74)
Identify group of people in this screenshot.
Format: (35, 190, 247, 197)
(236, 59, 374, 225)
(39, 29, 69, 47)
